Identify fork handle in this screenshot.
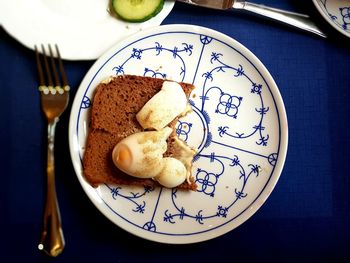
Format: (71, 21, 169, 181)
(233, 1, 327, 38)
(38, 119, 65, 257)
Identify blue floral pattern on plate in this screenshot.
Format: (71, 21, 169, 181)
(69, 25, 288, 244)
(313, 0, 350, 37)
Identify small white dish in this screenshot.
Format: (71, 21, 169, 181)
(313, 0, 350, 38)
(0, 0, 174, 60)
(69, 24, 288, 244)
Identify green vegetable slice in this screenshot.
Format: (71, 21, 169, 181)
(112, 0, 165, 22)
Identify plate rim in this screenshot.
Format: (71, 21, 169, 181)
(312, 0, 350, 38)
(68, 24, 289, 244)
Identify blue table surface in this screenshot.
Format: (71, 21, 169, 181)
(1, 1, 349, 262)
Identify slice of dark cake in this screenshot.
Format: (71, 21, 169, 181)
(83, 75, 197, 190)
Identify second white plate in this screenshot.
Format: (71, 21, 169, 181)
(0, 0, 175, 60)
(313, 0, 350, 38)
(69, 24, 288, 244)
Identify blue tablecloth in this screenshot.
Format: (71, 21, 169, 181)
(1, 1, 349, 262)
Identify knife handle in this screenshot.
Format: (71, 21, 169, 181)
(235, 1, 327, 38)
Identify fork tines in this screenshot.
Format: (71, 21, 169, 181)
(35, 44, 70, 95)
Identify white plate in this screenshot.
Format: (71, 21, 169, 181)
(69, 24, 288, 244)
(313, 0, 350, 38)
(0, 0, 174, 60)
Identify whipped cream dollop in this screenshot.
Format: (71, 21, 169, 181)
(112, 127, 187, 188)
(136, 81, 190, 131)
(112, 79, 196, 188)
(154, 158, 187, 188)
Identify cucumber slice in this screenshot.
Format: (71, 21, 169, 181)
(112, 0, 165, 23)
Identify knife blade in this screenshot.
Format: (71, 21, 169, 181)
(177, 0, 326, 38)
(178, 0, 233, 10)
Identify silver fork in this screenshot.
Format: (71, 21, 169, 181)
(35, 44, 69, 257)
